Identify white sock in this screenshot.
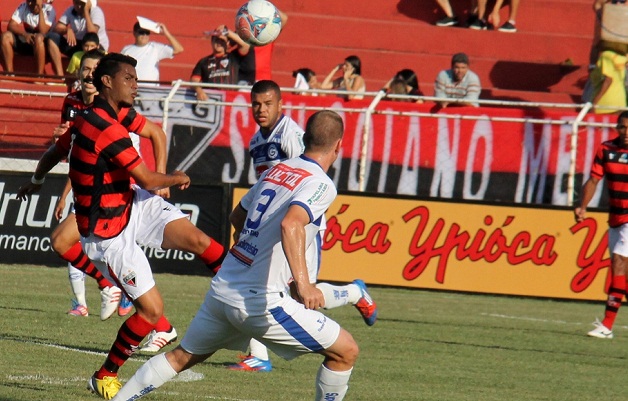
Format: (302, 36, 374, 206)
(112, 353, 177, 400)
(316, 282, 361, 309)
(68, 264, 87, 306)
(315, 364, 352, 401)
(249, 338, 269, 360)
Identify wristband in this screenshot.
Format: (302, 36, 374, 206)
(31, 175, 45, 185)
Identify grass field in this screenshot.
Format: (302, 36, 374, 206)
(1, 264, 628, 401)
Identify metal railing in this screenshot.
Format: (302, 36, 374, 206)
(1, 79, 624, 206)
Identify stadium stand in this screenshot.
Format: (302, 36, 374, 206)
(0, 0, 596, 157)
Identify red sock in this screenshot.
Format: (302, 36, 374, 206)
(61, 242, 114, 289)
(154, 315, 173, 332)
(199, 239, 226, 275)
(98, 313, 155, 377)
(602, 275, 625, 330)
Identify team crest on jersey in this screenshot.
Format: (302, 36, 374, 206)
(620, 154, 628, 163)
(220, 59, 229, 68)
(267, 143, 279, 159)
(123, 271, 137, 287)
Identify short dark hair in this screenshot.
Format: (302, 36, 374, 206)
(93, 53, 137, 92)
(82, 32, 100, 45)
(395, 69, 418, 92)
(451, 52, 470, 66)
(79, 48, 105, 69)
(617, 111, 628, 125)
(292, 68, 316, 82)
(251, 80, 281, 99)
(304, 110, 344, 151)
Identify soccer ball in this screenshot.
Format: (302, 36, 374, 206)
(235, 0, 282, 46)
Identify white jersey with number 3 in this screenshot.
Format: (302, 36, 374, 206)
(211, 155, 336, 312)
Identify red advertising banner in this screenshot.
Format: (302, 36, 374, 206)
(137, 87, 616, 208)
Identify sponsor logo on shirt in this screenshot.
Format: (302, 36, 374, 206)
(263, 164, 311, 190)
(307, 183, 329, 205)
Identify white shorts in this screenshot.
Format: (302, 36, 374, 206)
(81, 186, 188, 300)
(180, 292, 341, 360)
(609, 225, 628, 257)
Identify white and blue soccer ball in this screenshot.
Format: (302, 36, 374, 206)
(235, 0, 282, 46)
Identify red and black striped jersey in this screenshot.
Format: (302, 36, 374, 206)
(56, 98, 146, 238)
(60, 91, 86, 124)
(591, 137, 628, 227)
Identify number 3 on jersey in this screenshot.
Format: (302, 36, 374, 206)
(246, 189, 276, 230)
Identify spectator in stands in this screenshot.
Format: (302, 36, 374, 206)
(293, 67, 320, 95)
(66, 31, 99, 75)
(468, 0, 520, 31)
(434, 0, 460, 26)
(434, 52, 481, 108)
(191, 25, 250, 101)
(1, 0, 56, 75)
(384, 68, 424, 103)
(590, 42, 627, 114)
(121, 21, 183, 84)
(46, 0, 109, 77)
(321, 55, 366, 100)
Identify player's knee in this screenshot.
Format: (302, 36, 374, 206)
(50, 230, 69, 254)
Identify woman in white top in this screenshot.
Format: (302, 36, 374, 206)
(321, 55, 366, 100)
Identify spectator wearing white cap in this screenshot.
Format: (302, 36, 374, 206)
(121, 21, 183, 85)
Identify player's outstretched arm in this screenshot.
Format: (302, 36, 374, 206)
(17, 144, 66, 201)
(130, 163, 190, 191)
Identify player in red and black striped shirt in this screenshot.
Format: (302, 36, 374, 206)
(17, 53, 226, 399)
(576, 110, 628, 339)
(51, 50, 169, 321)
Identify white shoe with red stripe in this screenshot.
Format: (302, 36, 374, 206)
(100, 286, 122, 321)
(139, 328, 178, 352)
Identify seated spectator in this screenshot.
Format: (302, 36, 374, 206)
(434, 52, 481, 108)
(191, 25, 250, 101)
(121, 21, 183, 84)
(469, 0, 521, 31)
(434, 0, 460, 26)
(321, 55, 366, 100)
(46, 0, 109, 76)
(293, 67, 320, 95)
(1, 0, 56, 75)
(590, 41, 628, 114)
(66, 31, 99, 75)
(384, 68, 424, 103)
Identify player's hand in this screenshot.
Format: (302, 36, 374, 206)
(17, 182, 42, 201)
(54, 197, 66, 220)
(171, 170, 190, 190)
(84, 0, 92, 14)
(574, 207, 586, 223)
(294, 282, 325, 310)
(53, 122, 70, 141)
(152, 187, 171, 199)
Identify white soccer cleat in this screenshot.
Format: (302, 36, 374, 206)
(587, 319, 613, 339)
(139, 328, 178, 352)
(100, 286, 122, 321)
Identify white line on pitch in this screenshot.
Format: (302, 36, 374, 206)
(480, 313, 628, 330)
